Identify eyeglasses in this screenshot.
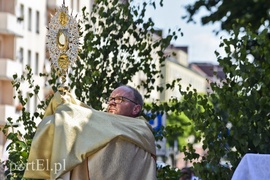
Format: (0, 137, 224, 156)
(106, 96, 138, 105)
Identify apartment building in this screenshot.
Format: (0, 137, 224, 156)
(0, 0, 44, 157)
(162, 46, 207, 101)
(0, 0, 92, 159)
(130, 35, 208, 103)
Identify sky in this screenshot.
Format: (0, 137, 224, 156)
(140, 0, 228, 64)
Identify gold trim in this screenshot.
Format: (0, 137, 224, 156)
(58, 54, 70, 70)
(57, 30, 69, 51)
(58, 11, 68, 26)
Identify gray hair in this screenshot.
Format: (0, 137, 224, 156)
(120, 85, 144, 107)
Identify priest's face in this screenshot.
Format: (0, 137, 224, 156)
(107, 86, 140, 117)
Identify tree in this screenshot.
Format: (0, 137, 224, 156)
(2, 67, 50, 179)
(70, 0, 180, 110)
(183, 0, 270, 33)
(179, 1, 270, 179)
(177, 25, 270, 179)
(166, 101, 202, 151)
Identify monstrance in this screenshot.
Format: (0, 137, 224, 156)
(46, 0, 79, 94)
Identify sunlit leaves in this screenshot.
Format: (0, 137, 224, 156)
(183, 0, 270, 33)
(70, 0, 180, 110)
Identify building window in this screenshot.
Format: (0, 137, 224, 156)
(19, 4, 24, 27)
(35, 53, 39, 75)
(77, 0, 80, 11)
(71, 0, 74, 9)
(28, 8, 32, 31)
(0, 39, 2, 58)
(26, 92, 31, 112)
(28, 50, 31, 67)
(34, 95, 38, 111)
(19, 48, 23, 64)
(36, 11, 40, 34)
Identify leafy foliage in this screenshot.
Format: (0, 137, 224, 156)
(166, 95, 205, 151)
(2, 66, 51, 179)
(157, 165, 181, 180)
(183, 0, 270, 33)
(70, 0, 180, 110)
(180, 25, 270, 179)
(181, 1, 270, 178)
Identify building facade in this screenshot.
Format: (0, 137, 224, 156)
(0, 0, 93, 160)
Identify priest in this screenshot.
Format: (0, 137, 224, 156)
(23, 85, 157, 180)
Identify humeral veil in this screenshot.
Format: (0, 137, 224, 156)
(23, 91, 157, 180)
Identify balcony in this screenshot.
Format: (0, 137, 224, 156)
(0, 59, 22, 80)
(0, 12, 23, 37)
(0, 105, 16, 125)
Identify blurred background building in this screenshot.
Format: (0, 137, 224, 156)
(0, 0, 92, 160)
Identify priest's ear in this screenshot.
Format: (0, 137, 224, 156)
(132, 105, 142, 116)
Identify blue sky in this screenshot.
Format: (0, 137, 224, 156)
(140, 0, 228, 64)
